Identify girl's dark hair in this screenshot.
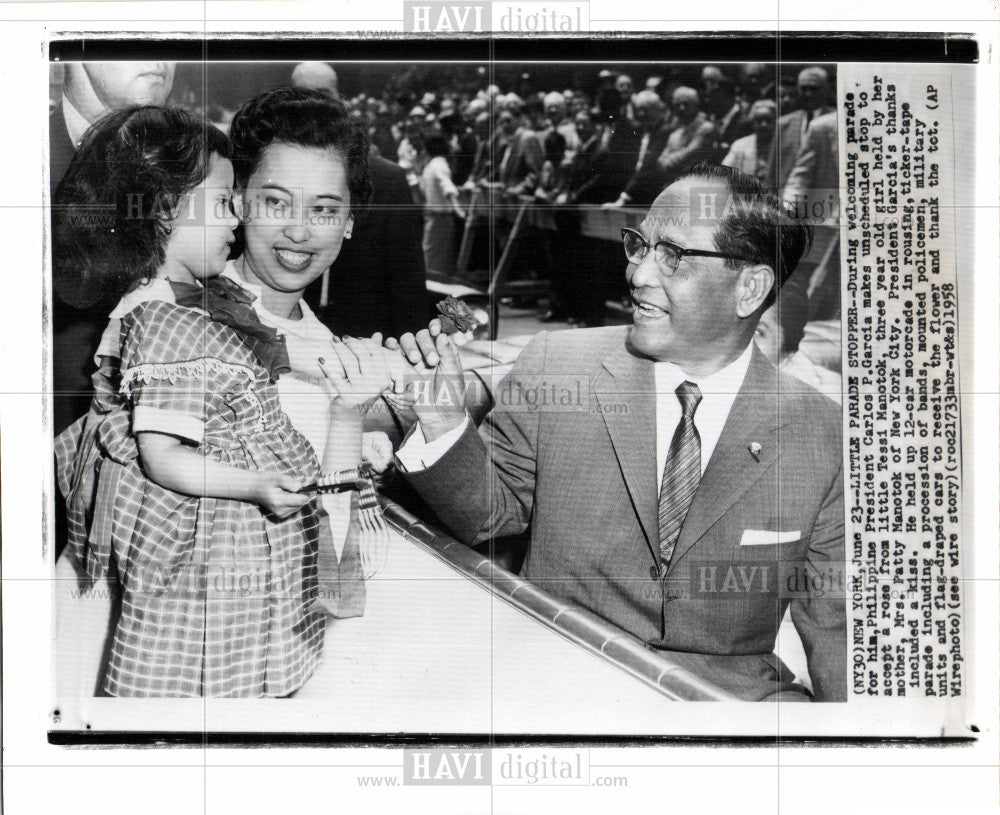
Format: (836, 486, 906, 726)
(52, 105, 231, 309)
(423, 130, 451, 158)
(229, 86, 372, 209)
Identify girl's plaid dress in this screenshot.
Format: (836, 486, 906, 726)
(56, 293, 325, 697)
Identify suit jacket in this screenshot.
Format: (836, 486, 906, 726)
(307, 155, 429, 338)
(622, 120, 674, 207)
(770, 106, 835, 193)
(562, 132, 612, 204)
(656, 113, 718, 184)
(406, 327, 846, 702)
(498, 128, 545, 189)
(712, 100, 752, 153)
(50, 102, 109, 435)
(50, 104, 76, 197)
(783, 111, 839, 223)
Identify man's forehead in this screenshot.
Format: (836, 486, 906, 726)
(643, 178, 725, 237)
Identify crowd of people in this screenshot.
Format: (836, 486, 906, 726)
(316, 62, 839, 334)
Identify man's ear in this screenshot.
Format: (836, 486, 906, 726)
(343, 212, 354, 240)
(736, 264, 775, 318)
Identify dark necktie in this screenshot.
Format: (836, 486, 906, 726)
(658, 381, 703, 566)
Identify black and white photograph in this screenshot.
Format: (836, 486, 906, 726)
(1, 2, 998, 813)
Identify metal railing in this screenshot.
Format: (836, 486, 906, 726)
(382, 497, 738, 702)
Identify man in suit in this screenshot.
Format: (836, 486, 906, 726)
(602, 90, 674, 208)
(306, 152, 430, 338)
(51, 61, 176, 435)
(655, 86, 718, 186)
(771, 66, 834, 194)
(783, 110, 842, 323)
(722, 99, 778, 185)
(701, 67, 751, 160)
(294, 68, 430, 338)
(392, 163, 846, 702)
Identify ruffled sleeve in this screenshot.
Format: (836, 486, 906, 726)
(119, 301, 258, 444)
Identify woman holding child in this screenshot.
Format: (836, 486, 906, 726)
(55, 87, 415, 697)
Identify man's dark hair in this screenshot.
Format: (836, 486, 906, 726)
(676, 162, 812, 309)
(229, 86, 372, 210)
(52, 105, 231, 310)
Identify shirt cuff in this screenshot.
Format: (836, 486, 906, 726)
(132, 406, 205, 444)
(395, 415, 470, 472)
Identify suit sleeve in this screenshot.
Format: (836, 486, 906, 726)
(403, 332, 548, 545)
(790, 457, 848, 702)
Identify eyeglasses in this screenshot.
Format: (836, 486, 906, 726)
(621, 228, 751, 276)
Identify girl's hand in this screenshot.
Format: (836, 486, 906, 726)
(319, 337, 393, 412)
(255, 472, 310, 518)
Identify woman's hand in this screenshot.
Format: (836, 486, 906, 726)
(254, 472, 309, 519)
(319, 336, 394, 413)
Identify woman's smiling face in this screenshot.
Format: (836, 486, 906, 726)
(239, 141, 353, 297)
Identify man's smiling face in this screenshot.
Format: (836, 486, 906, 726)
(626, 177, 745, 368)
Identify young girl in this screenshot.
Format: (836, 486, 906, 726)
(54, 106, 391, 697)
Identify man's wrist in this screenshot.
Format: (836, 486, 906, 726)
(417, 411, 466, 444)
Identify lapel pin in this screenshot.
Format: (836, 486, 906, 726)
(748, 442, 762, 461)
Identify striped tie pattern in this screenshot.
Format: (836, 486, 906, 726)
(658, 381, 703, 566)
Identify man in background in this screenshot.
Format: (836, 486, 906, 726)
(602, 89, 673, 208)
(50, 61, 176, 434)
(292, 63, 429, 337)
(655, 86, 717, 185)
(771, 66, 834, 193)
(290, 61, 338, 98)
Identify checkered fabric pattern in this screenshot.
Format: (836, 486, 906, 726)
(55, 299, 326, 697)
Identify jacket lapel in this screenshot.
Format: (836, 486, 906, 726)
(594, 338, 659, 559)
(667, 347, 792, 569)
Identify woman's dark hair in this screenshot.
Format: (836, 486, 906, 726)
(229, 86, 372, 210)
(52, 105, 231, 310)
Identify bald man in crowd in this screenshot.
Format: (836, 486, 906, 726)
(543, 90, 579, 163)
(722, 99, 778, 185)
(290, 61, 338, 98)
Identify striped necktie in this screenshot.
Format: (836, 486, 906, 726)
(658, 381, 703, 566)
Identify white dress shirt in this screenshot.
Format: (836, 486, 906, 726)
(420, 155, 459, 213)
(397, 342, 754, 497)
(651, 343, 752, 484)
